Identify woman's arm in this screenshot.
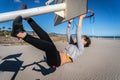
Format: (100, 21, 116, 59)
(78, 14, 86, 27)
(77, 14, 86, 52)
(66, 19, 74, 44)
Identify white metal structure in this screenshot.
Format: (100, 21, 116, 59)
(0, 0, 88, 25)
(0, 3, 65, 23)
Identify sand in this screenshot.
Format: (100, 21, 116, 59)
(0, 38, 120, 80)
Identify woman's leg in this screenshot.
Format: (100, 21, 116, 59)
(23, 34, 56, 52)
(27, 18, 53, 43)
(12, 15, 61, 67)
(22, 34, 61, 67)
(22, 4, 54, 46)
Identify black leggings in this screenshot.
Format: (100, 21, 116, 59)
(23, 18, 61, 67)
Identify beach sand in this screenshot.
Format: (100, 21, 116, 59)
(0, 38, 120, 80)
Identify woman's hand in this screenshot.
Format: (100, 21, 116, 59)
(78, 14, 86, 27)
(68, 19, 73, 28)
(78, 14, 86, 19)
(68, 19, 73, 23)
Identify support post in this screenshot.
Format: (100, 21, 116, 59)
(0, 3, 66, 23)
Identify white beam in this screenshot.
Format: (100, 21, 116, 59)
(0, 3, 66, 22)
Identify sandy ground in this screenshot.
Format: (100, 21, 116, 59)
(0, 38, 120, 80)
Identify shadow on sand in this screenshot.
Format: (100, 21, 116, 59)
(21, 56, 56, 76)
(0, 54, 56, 80)
(0, 53, 23, 80)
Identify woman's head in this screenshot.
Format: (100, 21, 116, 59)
(82, 35, 91, 47)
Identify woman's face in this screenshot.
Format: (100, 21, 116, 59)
(82, 37, 87, 46)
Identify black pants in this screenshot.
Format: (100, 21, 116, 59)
(23, 18, 61, 67)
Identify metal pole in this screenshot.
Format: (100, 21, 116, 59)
(0, 3, 66, 22)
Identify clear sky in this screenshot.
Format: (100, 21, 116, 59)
(0, 0, 120, 36)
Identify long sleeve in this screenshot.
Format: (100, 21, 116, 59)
(63, 26, 84, 60)
(63, 18, 85, 61)
(76, 26, 84, 53)
(66, 27, 74, 44)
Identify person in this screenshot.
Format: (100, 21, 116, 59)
(11, 4, 91, 69)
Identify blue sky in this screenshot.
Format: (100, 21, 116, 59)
(0, 0, 120, 36)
